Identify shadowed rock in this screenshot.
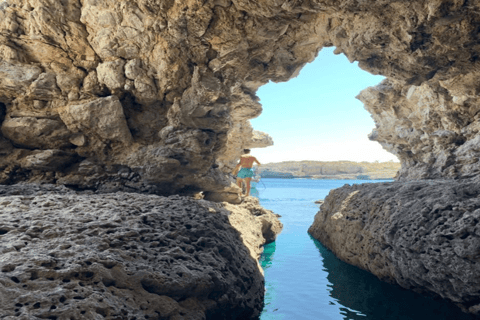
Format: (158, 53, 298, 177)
(309, 178, 480, 315)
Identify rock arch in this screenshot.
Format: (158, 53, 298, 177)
(0, 0, 479, 200)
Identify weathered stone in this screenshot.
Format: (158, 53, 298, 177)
(0, 136, 12, 155)
(0, 61, 42, 101)
(96, 59, 126, 92)
(21, 149, 77, 170)
(1, 117, 73, 149)
(27, 72, 61, 100)
(59, 96, 133, 145)
(69, 133, 86, 147)
(6, 0, 480, 199)
(245, 130, 274, 149)
(4, 0, 480, 315)
(309, 179, 480, 315)
(0, 184, 282, 319)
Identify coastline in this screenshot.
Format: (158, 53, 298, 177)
(257, 160, 400, 181)
(260, 176, 395, 181)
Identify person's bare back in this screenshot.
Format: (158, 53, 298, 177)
(239, 155, 259, 168)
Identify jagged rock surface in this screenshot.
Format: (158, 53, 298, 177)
(1, 0, 480, 200)
(3, 0, 480, 314)
(0, 184, 282, 319)
(308, 178, 480, 315)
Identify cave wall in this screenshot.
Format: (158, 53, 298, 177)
(1, 0, 480, 201)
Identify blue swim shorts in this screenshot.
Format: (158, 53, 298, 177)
(237, 168, 254, 179)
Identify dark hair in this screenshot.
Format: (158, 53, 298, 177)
(243, 149, 251, 153)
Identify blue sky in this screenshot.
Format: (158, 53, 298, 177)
(250, 47, 399, 164)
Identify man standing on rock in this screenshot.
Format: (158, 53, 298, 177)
(233, 149, 261, 197)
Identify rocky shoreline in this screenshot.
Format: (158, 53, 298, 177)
(258, 161, 400, 180)
(2, 0, 480, 317)
(0, 184, 282, 319)
(308, 178, 480, 315)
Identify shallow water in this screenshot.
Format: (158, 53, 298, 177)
(258, 178, 476, 320)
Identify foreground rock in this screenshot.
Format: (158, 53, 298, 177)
(308, 179, 480, 315)
(0, 184, 281, 319)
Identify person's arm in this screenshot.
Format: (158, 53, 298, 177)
(232, 163, 241, 175)
(254, 157, 261, 166)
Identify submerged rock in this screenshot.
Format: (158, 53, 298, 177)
(0, 184, 282, 319)
(308, 179, 480, 315)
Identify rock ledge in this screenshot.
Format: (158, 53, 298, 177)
(309, 179, 480, 315)
(0, 184, 281, 319)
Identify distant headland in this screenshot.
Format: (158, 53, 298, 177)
(257, 160, 401, 180)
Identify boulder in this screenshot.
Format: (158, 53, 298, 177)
(0, 184, 282, 319)
(309, 178, 480, 314)
(1, 117, 73, 149)
(59, 96, 133, 145)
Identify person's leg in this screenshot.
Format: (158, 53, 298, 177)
(236, 177, 243, 190)
(245, 177, 252, 196)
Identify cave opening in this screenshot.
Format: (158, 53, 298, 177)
(250, 47, 399, 166)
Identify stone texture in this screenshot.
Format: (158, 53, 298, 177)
(223, 197, 283, 261)
(3, 0, 478, 200)
(245, 130, 274, 149)
(0, 0, 478, 200)
(359, 79, 480, 181)
(0, 184, 282, 319)
(308, 178, 480, 315)
(3, 0, 480, 314)
(2, 117, 72, 149)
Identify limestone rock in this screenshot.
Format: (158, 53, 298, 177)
(1, 0, 480, 201)
(309, 179, 480, 315)
(59, 96, 133, 145)
(27, 72, 61, 100)
(245, 130, 274, 149)
(1, 117, 73, 149)
(0, 184, 282, 319)
(4, 0, 480, 314)
(97, 59, 126, 92)
(21, 149, 77, 170)
(223, 196, 283, 258)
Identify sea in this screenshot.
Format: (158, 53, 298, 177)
(256, 178, 476, 320)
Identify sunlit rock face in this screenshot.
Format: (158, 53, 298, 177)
(1, 0, 480, 198)
(360, 77, 480, 180)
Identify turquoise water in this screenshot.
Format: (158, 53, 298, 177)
(258, 179, 476, 320)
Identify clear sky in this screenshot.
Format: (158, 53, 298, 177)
(250, 47, 399, 164)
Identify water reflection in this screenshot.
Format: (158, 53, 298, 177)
(310, 235, 477, 320)
(260, 242, 279, 319)
(260, 241, 276, 270)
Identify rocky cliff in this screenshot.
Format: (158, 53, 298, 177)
(2, 0, 480, 316)
(309, 179, 480, 315)
(1, 0, 478, 201)
(0, 184, 281, 319)
(258, 160, 400, 180)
